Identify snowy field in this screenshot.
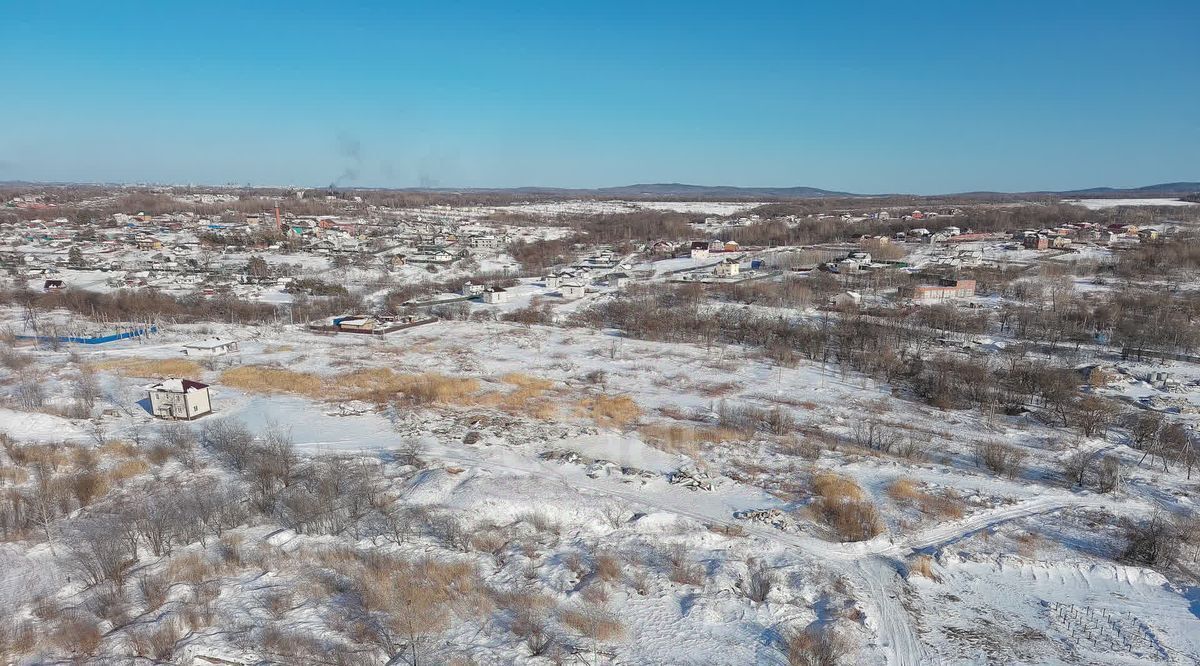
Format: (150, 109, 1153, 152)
(1, 306, 1197, 664)
(1064, 198, 1197, 210)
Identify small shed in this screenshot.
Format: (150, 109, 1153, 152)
(147, 378, 212, 420)
(182, 338, 239, 356)
(560, 282, 586, 299)
(714, 259, 740, 277)
(482, 287, 509, 304)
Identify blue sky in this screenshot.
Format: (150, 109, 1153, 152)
(1, 1, 1197, 193)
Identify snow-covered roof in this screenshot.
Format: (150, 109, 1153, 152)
(183, 337, 237, 350)
(148, 378, 209, 393)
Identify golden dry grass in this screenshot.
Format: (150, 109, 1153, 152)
(907, 554, 939, 581)
(579, 394, 641, 429)
(220, 365, 324, 397)
(99, 440, 141, 459)
(108, 459, 150, 482)
(500, 372, 554, 391)
(560, 605, 625, 642)
(886, 478, 923, 503)
(95, 357, 204, 379)
(639, 424, 745, 455)
(886, 478, 964, 519)
(812, 472, 865, 502)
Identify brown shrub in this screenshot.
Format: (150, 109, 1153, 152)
(594, 553, 623, 583)
(50, 614, 102, 656)
(0, 620, 35, 662)
(786, 625, 851, 666)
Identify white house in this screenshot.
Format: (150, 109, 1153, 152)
(714, 259, 740, 277)
(831, 291, 862, 309)
(560, 282, 586, 299)
(147, 378, 213, 420)
(461, 281, 485, 297)
(182, 338, 239, 356)
(482, 287, 509, 304)
(544, 275, 562, 289)
(607, 272, 631, 288)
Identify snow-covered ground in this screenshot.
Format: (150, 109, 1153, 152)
(1064, 198, 1197, 210)
(1, 306, 1196, 664)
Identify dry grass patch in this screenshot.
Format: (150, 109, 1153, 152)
(99, 440, 141, 459)
(109, 459, 150, 482)
(501, 372, 554, 391)
(907, 554, 940, 581)
(886, 478, 964, 520)
(811, 472, 882, 542)
(95, 357, 203, 379)
(639, 424, 743, 455)
(812, 472, 865, 503)
(221, 365, 323, 397)
(579, 394, 641, 429)
(560, 605, 625, 642)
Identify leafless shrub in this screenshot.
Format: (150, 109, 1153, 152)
(594, 553, 623, 583)
(1121, 512, 1181, 567)
(138, 572, 172, 611)
(0, 620, 35, 662)
(599, 501, 631, 528)
(129, 619, 181, 661)
(470, 526, 512, 563)
(49, 613, 102, 658)
(66, 515, 137, 588)
(1098, 455, 1122, 493)
(974, 440, 1026, 478)
(785, 625, 851, 666)
(740, 559, 777, 603)
(87, 585, 129, 624)
(1061, 449, 1092, 487)
(665, 543, 706, 586)
(518, 510, 561, 537)
(425, 512, 472, 552)
(201, 418, 256, 470)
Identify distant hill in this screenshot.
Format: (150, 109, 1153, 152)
(2, 180, 1197, 200)
(1055, 182, 1200, 196)
(591, 183, 857, 199)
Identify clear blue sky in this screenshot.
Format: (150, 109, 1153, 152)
(1, 1, 1197, 193)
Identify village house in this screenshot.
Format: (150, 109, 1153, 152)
(147, 378, 213, 420)
(461, 281, 486, 297)
(689, 241, 710, 260)
(1024, 235, 1050, 250)
(560, 282, 587, 299)
(43, 279, 65, 292)
(900, 278, 977, 303)
(482, 286, 509, 304)
(831, 291, 862, 309)
(650, 240, 675, 255)
(606, 272, 631, 288)
(182, 338, 239, 356)
(714, 258, 740, 277)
